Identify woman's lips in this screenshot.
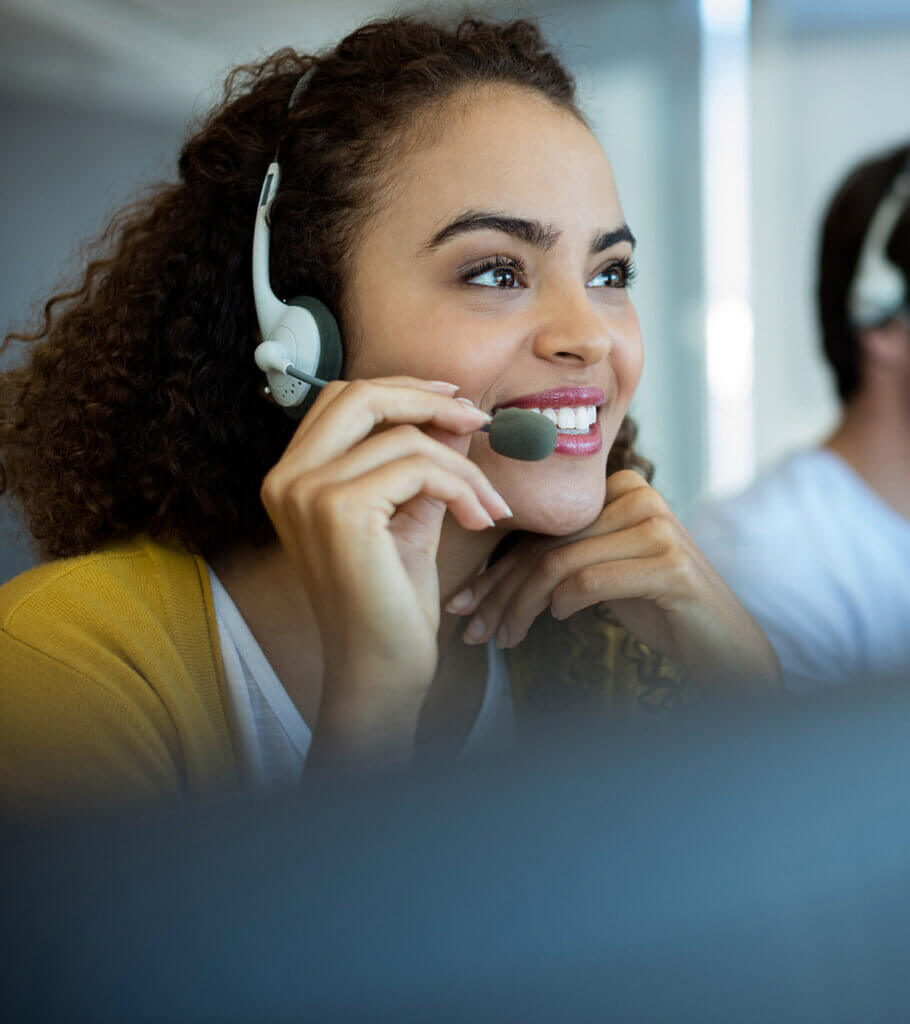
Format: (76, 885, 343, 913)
(554, 418, 602, 456)
(492, 386, 605, 412)
(490, 386, 605, 458)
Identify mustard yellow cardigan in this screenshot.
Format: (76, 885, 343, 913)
(0, 536, 685, 829)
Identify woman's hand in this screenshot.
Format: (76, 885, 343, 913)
(447, 470, 781, 688)
(260, 376, 512, 760)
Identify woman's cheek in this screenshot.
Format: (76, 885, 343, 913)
(610, 315, 644, 406)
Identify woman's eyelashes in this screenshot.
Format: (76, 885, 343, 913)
(459, 254, 637, 290)
(461, 255, 525, 289)
(587, 255, 637, 290)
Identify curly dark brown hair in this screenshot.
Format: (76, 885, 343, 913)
(0, 14, 653, 563)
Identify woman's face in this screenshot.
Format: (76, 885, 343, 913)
(344, 85, 644, 536)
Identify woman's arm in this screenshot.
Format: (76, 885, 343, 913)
(259, 376, 512, 767)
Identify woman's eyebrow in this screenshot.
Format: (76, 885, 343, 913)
(421, 211, 635, 255)
(591, 225, 636, 253)
(423, 212, 558, 253)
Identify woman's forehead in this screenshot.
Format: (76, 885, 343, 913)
(372, 86, 622, 247)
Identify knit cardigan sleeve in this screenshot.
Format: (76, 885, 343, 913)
(0, 538, 240, 830)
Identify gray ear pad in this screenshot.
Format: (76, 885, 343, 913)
(283, 295, 344, 420)
(287, 294, 344, 382)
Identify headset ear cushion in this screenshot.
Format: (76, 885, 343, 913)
(287, 295, 344, 383)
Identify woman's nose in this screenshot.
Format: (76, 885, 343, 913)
(531, 287, 613, 365)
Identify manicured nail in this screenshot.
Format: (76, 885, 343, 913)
(429, 380, 459, 391)
(463, 616, 487, 645)
(446, 588, 474, 614)
(496, 625, 510, 650)
(456, 400, 492, 423)
(493, 495, 513, 519)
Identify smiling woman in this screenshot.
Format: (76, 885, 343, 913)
(0, 14, 780, 829)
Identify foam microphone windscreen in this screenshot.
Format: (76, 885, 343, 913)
(486, 408, 557, 461)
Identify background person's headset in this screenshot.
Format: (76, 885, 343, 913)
(847, 150, 910, 330)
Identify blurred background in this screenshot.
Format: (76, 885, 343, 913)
(1, 0, 908, 583)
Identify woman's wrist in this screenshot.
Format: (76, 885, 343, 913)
(307, 676, 427, 770)
(685, 629, 783, 693)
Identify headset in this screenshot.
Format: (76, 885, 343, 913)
(252, 70, 344, 418)
(847, 150, 910, 330)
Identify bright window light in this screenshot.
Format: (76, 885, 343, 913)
(700, 0, 750, 33)
(701, 0, 754, 495)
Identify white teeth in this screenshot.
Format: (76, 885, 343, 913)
(512, 404, 598, 433)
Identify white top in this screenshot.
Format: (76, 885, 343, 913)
(207, 567, 513, 789)
(688, 449, 910, 692)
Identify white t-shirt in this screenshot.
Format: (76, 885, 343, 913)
(207, 567, 513, 789)
(688, 449, 910, 692)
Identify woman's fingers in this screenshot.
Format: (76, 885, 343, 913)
(306, 455, 503, 536)
(267, 424, 512, 523)
(591, 472, 671, 536)
(285, 378, 480, 457)
(604, 468, 651, 504)
(460, 552, 540, 646)
(466, 522, 673, 648)
(294, 375, 459, 439)
(448, 473, 667, 632)
(444, 544, 523, 616)
(549, 553, 689, 621)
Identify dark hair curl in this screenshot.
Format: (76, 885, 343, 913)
(0, 14, 652, 562)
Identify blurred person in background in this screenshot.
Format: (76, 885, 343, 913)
(691, 143, 910, 691)
(0, 14, 779, 831)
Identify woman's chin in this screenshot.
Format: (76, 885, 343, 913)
(507, 490, 606, 537)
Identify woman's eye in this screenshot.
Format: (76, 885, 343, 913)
(587, 258, 637, 289)
(464, 260, 523, 289)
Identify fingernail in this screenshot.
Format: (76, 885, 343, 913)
(455, 397, 492, 422)
(493, 495, 513, 519)
(496, 625, 510, 650)
(446, 588, 474, 614)
(429, 380, 459, 391)
(463, 616, 487, 645)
